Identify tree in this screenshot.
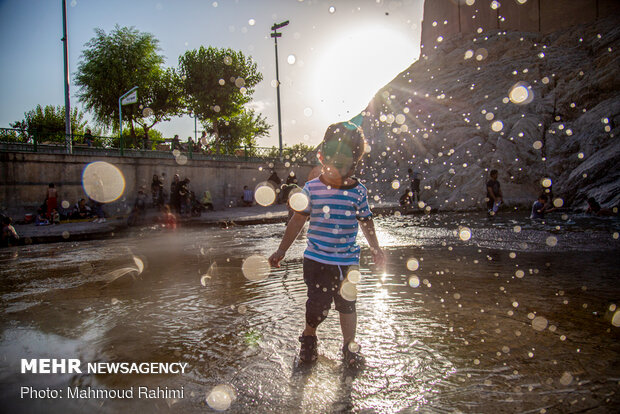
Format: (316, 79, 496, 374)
(178, 46, 264, 149)
(10, 104, 90, 144)
(203, 109, 270, 153)
(75, 26, 182, 137)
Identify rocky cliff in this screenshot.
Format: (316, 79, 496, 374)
(358, 15, 619, 211)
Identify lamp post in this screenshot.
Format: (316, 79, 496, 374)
(61, 0, 71, 154)
(271, 20, 289, 158)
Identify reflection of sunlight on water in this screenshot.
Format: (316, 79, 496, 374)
(2, 212, 619, 412)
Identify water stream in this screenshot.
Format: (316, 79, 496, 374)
(1, 212, 619, 413)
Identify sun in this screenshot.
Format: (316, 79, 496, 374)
(312, 25, 417, 123)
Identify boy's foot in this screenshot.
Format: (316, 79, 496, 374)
(342, 342, 364, 369)
(298, 335, 318, 364)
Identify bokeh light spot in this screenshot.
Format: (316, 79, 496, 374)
(206, 384, 235, 411)
(242, 255, 270, 281)
(82, 161, 125, 203)
(254, 184, 276, 206)
(289, 192, 309, 211)
(406, 258, 419, 271)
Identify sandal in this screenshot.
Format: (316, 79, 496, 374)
(342, 342, 364, 369)
(298, 335, 318, 363)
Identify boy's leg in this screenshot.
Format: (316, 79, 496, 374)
(339, 311, 357, 345)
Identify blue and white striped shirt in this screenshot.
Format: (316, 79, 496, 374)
(299, 175, 372, 265)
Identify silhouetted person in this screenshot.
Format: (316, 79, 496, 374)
(486, 169, 502, 214)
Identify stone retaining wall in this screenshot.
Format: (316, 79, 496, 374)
(420, 0, 619, 54)
(0, 152, 316, 217)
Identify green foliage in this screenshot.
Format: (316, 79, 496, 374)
(121, 126, 164, 149)
(75, 26, 180, 133)
(203, 109, 270, 153)
(10, 104, 89, 144)
(266, 142, 317, 160)
(178, 46, 264, 146)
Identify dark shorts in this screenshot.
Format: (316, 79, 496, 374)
(303, 258, 356, 327)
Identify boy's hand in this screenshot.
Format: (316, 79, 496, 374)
(268, 249, 286, 268)
(372, 248, 387, 270)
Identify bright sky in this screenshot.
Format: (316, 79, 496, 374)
(0, 0, 423, 148)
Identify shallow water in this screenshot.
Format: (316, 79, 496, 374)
(1, 212, 619, 413)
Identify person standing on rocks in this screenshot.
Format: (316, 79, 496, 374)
(408, 168, 421, 204)
(486, 169, 502, 215)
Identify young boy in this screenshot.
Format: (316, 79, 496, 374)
(268, 121, 385, 367)
(530, 193, 556, 219)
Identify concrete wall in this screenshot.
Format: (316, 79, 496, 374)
(0, 152, 316, 217)
(421, 0, 620, 52)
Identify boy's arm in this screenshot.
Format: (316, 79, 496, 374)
(359, 218, 386, 268)
(268, 212, 308, 267)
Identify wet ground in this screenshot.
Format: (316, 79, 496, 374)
(1, 211, 619, 413)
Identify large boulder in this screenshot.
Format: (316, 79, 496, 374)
(357, 16, 619, 211)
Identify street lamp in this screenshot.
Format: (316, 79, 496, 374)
(271, 20, 289, 157)
(61, 0, 71, 154)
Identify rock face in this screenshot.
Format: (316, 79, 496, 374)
(358, 16, 619, 211)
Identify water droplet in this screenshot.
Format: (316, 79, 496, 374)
(391, 180, 400, 190)
(516, 270, 525, 278)
(464, 50, 474, 60)
(176, 154, 188, 165)
(532, 316, 548, 331)
(289, 192, 309, 211)
(287, 54, 296, 65)
(491, 120, 504, 132)
(541, 178, 552, 188)
(248, 19, 256, 26)
(533, 141, 543, 150)
(61, 200, 70, 209)
(82, 161, 126, 203)
(406, 258, 419, 271)
(62, 231, 70, 239)
(509, 82, 533, 104)
(303, 107, 313, 117)
(559, 372, 573, 385)
(206, 384, 235, 411)
(328, 5, 336, 13)
(79, 263, 93, 275)
(241, 255, 270, 281)
(223, 56, 232, 65)
(347, 269, 361, 284)
(459, 227, 471, 241)
(408, 275, 420, 288)
(254, 184, 276, 206)
(142, 107, 154, 117)
(553, 198, 563, 208)
(340, 280, 357, 301)
(347, 341, 360, 353)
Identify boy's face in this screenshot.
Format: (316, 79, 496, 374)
(321, 140, 356, 180)
(490, 172, 498, 180)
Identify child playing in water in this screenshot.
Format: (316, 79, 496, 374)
(268, 121, 385, 367)
(530, 193, 556, 219)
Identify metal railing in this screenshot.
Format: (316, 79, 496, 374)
(0, 127, 315, 163)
